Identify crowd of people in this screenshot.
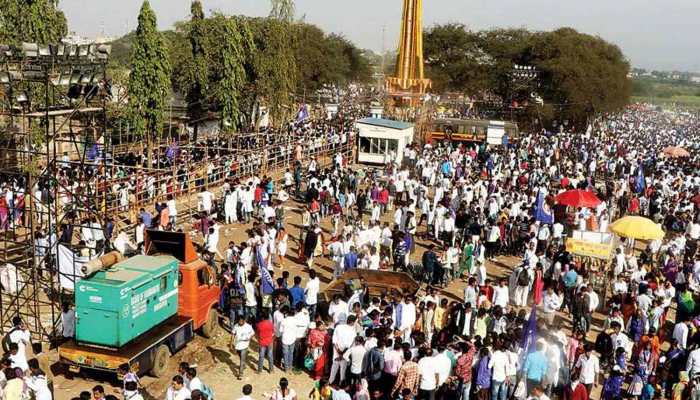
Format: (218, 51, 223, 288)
(201, 104, 700, 400)
(3, 102, 700, 400)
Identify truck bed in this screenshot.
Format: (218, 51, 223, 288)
(59, 315, 193, 373)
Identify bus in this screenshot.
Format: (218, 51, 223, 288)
(426, 118, 519, 145)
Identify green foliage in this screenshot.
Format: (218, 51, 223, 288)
(291, 25, 372, 91)
(0, 0, 67, 47)
(243, 17, 296, 122)
(269, 0, 295, 23)
(127, 0, 172, 142)
(423, 23, 491, 94)
(114, 3, 371, 129)
(424, 24, 631, 128)
(212, 15, 249, 132)
(186, 1, 209, 134)
(529, 28, 631, 125)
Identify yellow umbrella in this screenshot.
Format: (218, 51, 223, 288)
(610, 216, 665, 240)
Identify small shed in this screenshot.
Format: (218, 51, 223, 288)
(355, 118, 414, 164)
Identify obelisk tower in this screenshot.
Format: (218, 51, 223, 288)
(386, 0, 431, 106)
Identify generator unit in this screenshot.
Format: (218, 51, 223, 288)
(75, 255, 180, 348)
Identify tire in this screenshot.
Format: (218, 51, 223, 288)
(150, 344, 170, 377)
(201, 309, 219, 338)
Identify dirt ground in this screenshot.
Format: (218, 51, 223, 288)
(47, 177, 612, 400)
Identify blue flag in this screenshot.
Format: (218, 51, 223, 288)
(87, 144, 98, 160)
(520, 304, 538, 363)
(256, 247, 275, 295)
(535, 190, 553, 224)
(166, 142, 179, 160)
(635, 163, 645, 194)
(296, 104, 309, 123)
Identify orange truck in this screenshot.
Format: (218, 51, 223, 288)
(58, 230, 220, 377)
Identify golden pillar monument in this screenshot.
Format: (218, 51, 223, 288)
(386, 0, 431, 106)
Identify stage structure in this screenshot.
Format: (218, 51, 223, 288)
(385, 0, 431, 107)
(0, 42, 111, 343)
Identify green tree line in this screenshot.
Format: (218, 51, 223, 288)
(423, 24, 632, 129)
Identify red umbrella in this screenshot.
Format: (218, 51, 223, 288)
(555, 189, 602, 208)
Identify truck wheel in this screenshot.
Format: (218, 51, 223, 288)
(201, 309, 219, 338)
(150, 345, 170, 377)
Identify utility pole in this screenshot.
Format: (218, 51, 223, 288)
(378, 25, 386, 91)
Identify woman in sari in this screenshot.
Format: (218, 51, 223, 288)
(307, 320, 328, 380)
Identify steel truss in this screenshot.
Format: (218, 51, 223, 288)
(0, 43, 110, 344)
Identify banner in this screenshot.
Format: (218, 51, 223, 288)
(565, 237, 613, 259)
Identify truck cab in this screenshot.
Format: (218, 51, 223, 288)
(145, 230, 220, 336)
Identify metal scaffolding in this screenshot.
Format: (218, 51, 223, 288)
(0, 42, 110, 343)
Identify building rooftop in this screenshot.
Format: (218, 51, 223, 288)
(356, 118, 413, 130)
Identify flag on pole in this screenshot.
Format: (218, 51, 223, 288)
(256, 247, 274, 295)
(296, 104, 309, 123)
(166, 141, 180, 160)
(87, 144, 98, 160)
(635, 162, 645, 193)
(519, 303, 538, 363)
(535, 190, 553, 224)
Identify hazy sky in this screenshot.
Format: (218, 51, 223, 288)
(60, 0, 700, 71)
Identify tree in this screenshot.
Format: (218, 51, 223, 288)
(423, 23, 491, 94)
(478, 28, 535, 99)
(269, 0, 295, 23)
(128, 0, 171, 163)
(187, 1, 208, 141)
(291, 24, 372, 92)
(0, 0, 67, 46)
(529, 28, 631, 128)
(212, 16, 249, 133)
(244, 17, 297, 124)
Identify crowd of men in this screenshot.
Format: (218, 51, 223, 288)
(206, 104, 700, 400)
(3, 103, 700, 400)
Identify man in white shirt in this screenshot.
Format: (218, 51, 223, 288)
(279, 310, 298, 372)
(199, 189, 215, 214)
(575, 344, 600, 393)
(489, 344, 510, 400)
(688, 346, 700, 377)
(492, 279, 510, 309)
(542, 287, 562, 326)
(418, 348, 439, 397)
(328, 295, 348, 325)
(61, 302, 75, 338)
(330, 316, 357, 385)
(236, 384, 253, 400)
(433, 345, 452, 386)
(166, 376, 191, 400)
(231, 315, 255, 378)
(673, 320, 690, 349)
(613, 248, 626, 277)
(345, 336, 367, 381)
(610, 321, 631, 354)
(399, 297, 417, 343)
(305, 269, 320, 318)
(167, 196, 178, 226)
(8, 317, 31, 371)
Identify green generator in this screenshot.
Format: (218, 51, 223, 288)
(75, 255, 180, 348)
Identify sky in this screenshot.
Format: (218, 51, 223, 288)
(59, 0, 700, 72)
